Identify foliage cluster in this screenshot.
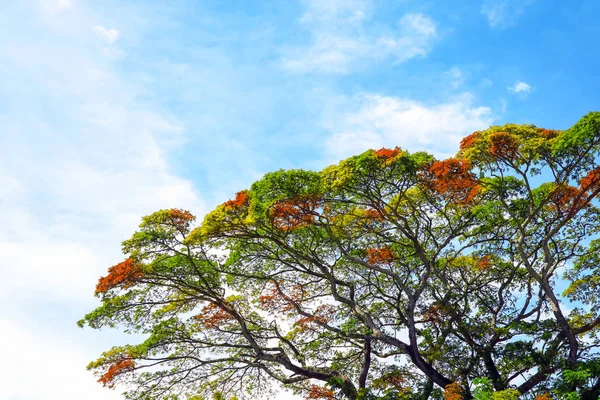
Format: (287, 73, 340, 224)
(80, 113, 600, 400)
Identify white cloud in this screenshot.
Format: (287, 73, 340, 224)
(0, 113, 203, 305)
(508, 80, 532, 93)
(283, 34, 364, 74)
(481, 0, 536, 29)
(376, 13, 437, 63)
(299, 0, 370, 25)
(324, 94, 495, 160)
(40, 0, 74, 13)
(55, 0, 73, 9)
(443, 67, 465, 88)
(93, 25, 119, 44)
(480, 78, 494, 88)
(103, 46, 126, 60)
(0, 320, 123, 400)
(0, 241, 102, 301)
(0, 3, 206, 399)
(282, 1, 437, 74)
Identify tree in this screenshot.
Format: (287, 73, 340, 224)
(80, 113, 600, 400)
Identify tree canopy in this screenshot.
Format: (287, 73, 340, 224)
(80, 113, 600, 400)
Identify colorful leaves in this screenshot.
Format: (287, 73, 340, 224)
(224, 191, 249, 210)
(306, 384, 336, 400)
(374, 147, 403, 163)
(422, 158, 480, 204)
(549, 184, 586, 214)
(258, 281, 305, 312)
(294, 314, 330, 331)
(82, 114, 600, 400)
(372, 370, 409, 392)
(97, 358, 135, 388)
(140, 208, 196, 231)
(459, 132, 479, 150)
(366, 247, 395, 265)
(95, 258, 143, 294)
(446, 254, 495, 273)
(364, 207, 383, 220)
(121, 209, 198, 260)
(444, 382, 463, 400)
(540, 129, 559, 139)
(488, 132, 518, 161)
(270, 197, 319, 231)
(167, 208, 196, 229)
(187, 195, 252, 241)
(579, 165, 600, 195)
(195, 303, 235, 329)
(247, 169, 324, 228)
(476, 255, 493, 271)
(293, 305, 335, 333)
(546, 167, 600, 215)
(322, 148, 427, 194)
(458, 123, 565, 166)
(422, 304, 447, 324)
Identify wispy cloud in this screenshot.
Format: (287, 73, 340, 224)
(508, 80, 532, 94)
(0, 3, 204, 399)
(299, 0, 370, 25)
(323, 93, 495, 160)
(282, 0, 437, 74)
(40, 0, 74, 13)
(443, 67, 465, 88)
(377, 13, 437, 63)
(93, 25, 119, 44)
(481, 0, 536, 29)
(0, 320, 123, 400)
(480, 78, 494, 88)
(283, 35, 364, 74)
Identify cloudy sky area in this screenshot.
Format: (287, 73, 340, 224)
(0, 0, 598, 399)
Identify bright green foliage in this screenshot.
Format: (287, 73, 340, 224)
(473, 379, 520, 400)
(473, 378, 494, 400)
(80, 114, 600, 400)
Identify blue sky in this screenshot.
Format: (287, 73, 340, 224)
(0, 0, 598, 399)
